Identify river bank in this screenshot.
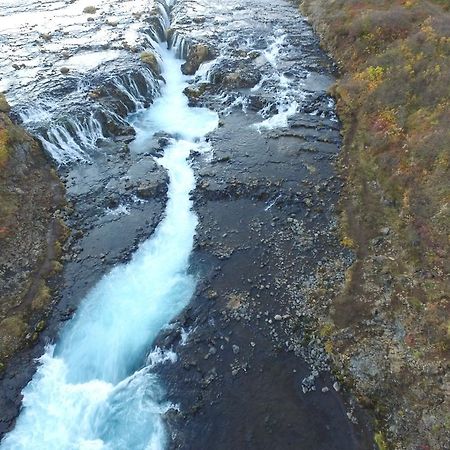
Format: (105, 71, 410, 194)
(299, 1, 449, 449)
(0, 93, 65, 375)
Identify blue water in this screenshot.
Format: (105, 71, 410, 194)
(1, 43, 218, 450)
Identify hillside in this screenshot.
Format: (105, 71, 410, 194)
(299, 1, 450, 448)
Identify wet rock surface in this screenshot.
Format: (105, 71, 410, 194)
(154, 0, 375, 448)
(0, 96, 65, 370)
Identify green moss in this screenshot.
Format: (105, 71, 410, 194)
(51, 260, 63, 274)
(140, 52, 160, 74)
(0, 127, 9, 166)
(0, 316, 26, 338)
(35, 320, 46, 333)
(375, 431, 388, 450)
(0, 316, 28, 360)
(319, 322, 334, 337)
(0, 94, 10, 113)
(31, 281, 51, 310)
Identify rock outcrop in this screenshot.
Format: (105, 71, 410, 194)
(181, 43, 213, 75)
(0, 94, 65, 369)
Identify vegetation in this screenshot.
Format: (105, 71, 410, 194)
(300, 1, 449, 449)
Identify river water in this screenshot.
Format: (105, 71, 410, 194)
(1, 22, 218, 450)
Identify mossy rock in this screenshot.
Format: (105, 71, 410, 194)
(0, 127, 10, 166)
(374, 431, 388, 450)
(181, 44, 213, 75)
(0, 94, 11, 113)
(83, 6, 98, 14)
(31, 281, 51, 310)
(35, 320, 46, 333)
(0, 316, 27, 360)
(140, 52, 160, 75)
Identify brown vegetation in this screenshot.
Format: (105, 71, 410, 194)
(299, 1, 449, 449)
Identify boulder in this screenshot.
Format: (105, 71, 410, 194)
(221, 70, 260, 88)
(181, 44, 213, 75)
(140, 51, 160, 75)
(83, 6, 98, 14)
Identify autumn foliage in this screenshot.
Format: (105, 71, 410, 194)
(300, 1, 449, 448)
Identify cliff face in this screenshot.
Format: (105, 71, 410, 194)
(0, 94, 65, 369)
(299, 1, 449, 449)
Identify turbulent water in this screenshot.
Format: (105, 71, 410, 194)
(1, 28, 218, 450)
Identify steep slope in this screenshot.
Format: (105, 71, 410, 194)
(299, 1, 449, 448)
(0, 94, 65, 369)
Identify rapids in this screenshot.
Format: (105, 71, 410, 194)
(1, 28, 218, 450)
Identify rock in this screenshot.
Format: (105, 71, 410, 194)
(60, 67, 70, 74)
(153, 131, 172, 148)
(83, 6, 98, 14)
(181, 44, 213, 75)
(232, 344, 240, 355)
(135, 176, 167, 200)
(183, 84, 209, 101)
(0, 94, 11, 113)
(274, 314, 282, 321)
(140, 52, 160, 75)
(106, 18, 119, 27)
(221, 70, 261, 88)
(88, 87, 106, 100)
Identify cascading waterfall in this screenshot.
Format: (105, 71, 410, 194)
(1, 16, 218, 450)
(254, 31, 300, 131)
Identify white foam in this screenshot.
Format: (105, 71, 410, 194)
(254, 100, 298, 132)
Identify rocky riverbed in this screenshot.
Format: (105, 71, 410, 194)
(1, 0, 377, 447)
